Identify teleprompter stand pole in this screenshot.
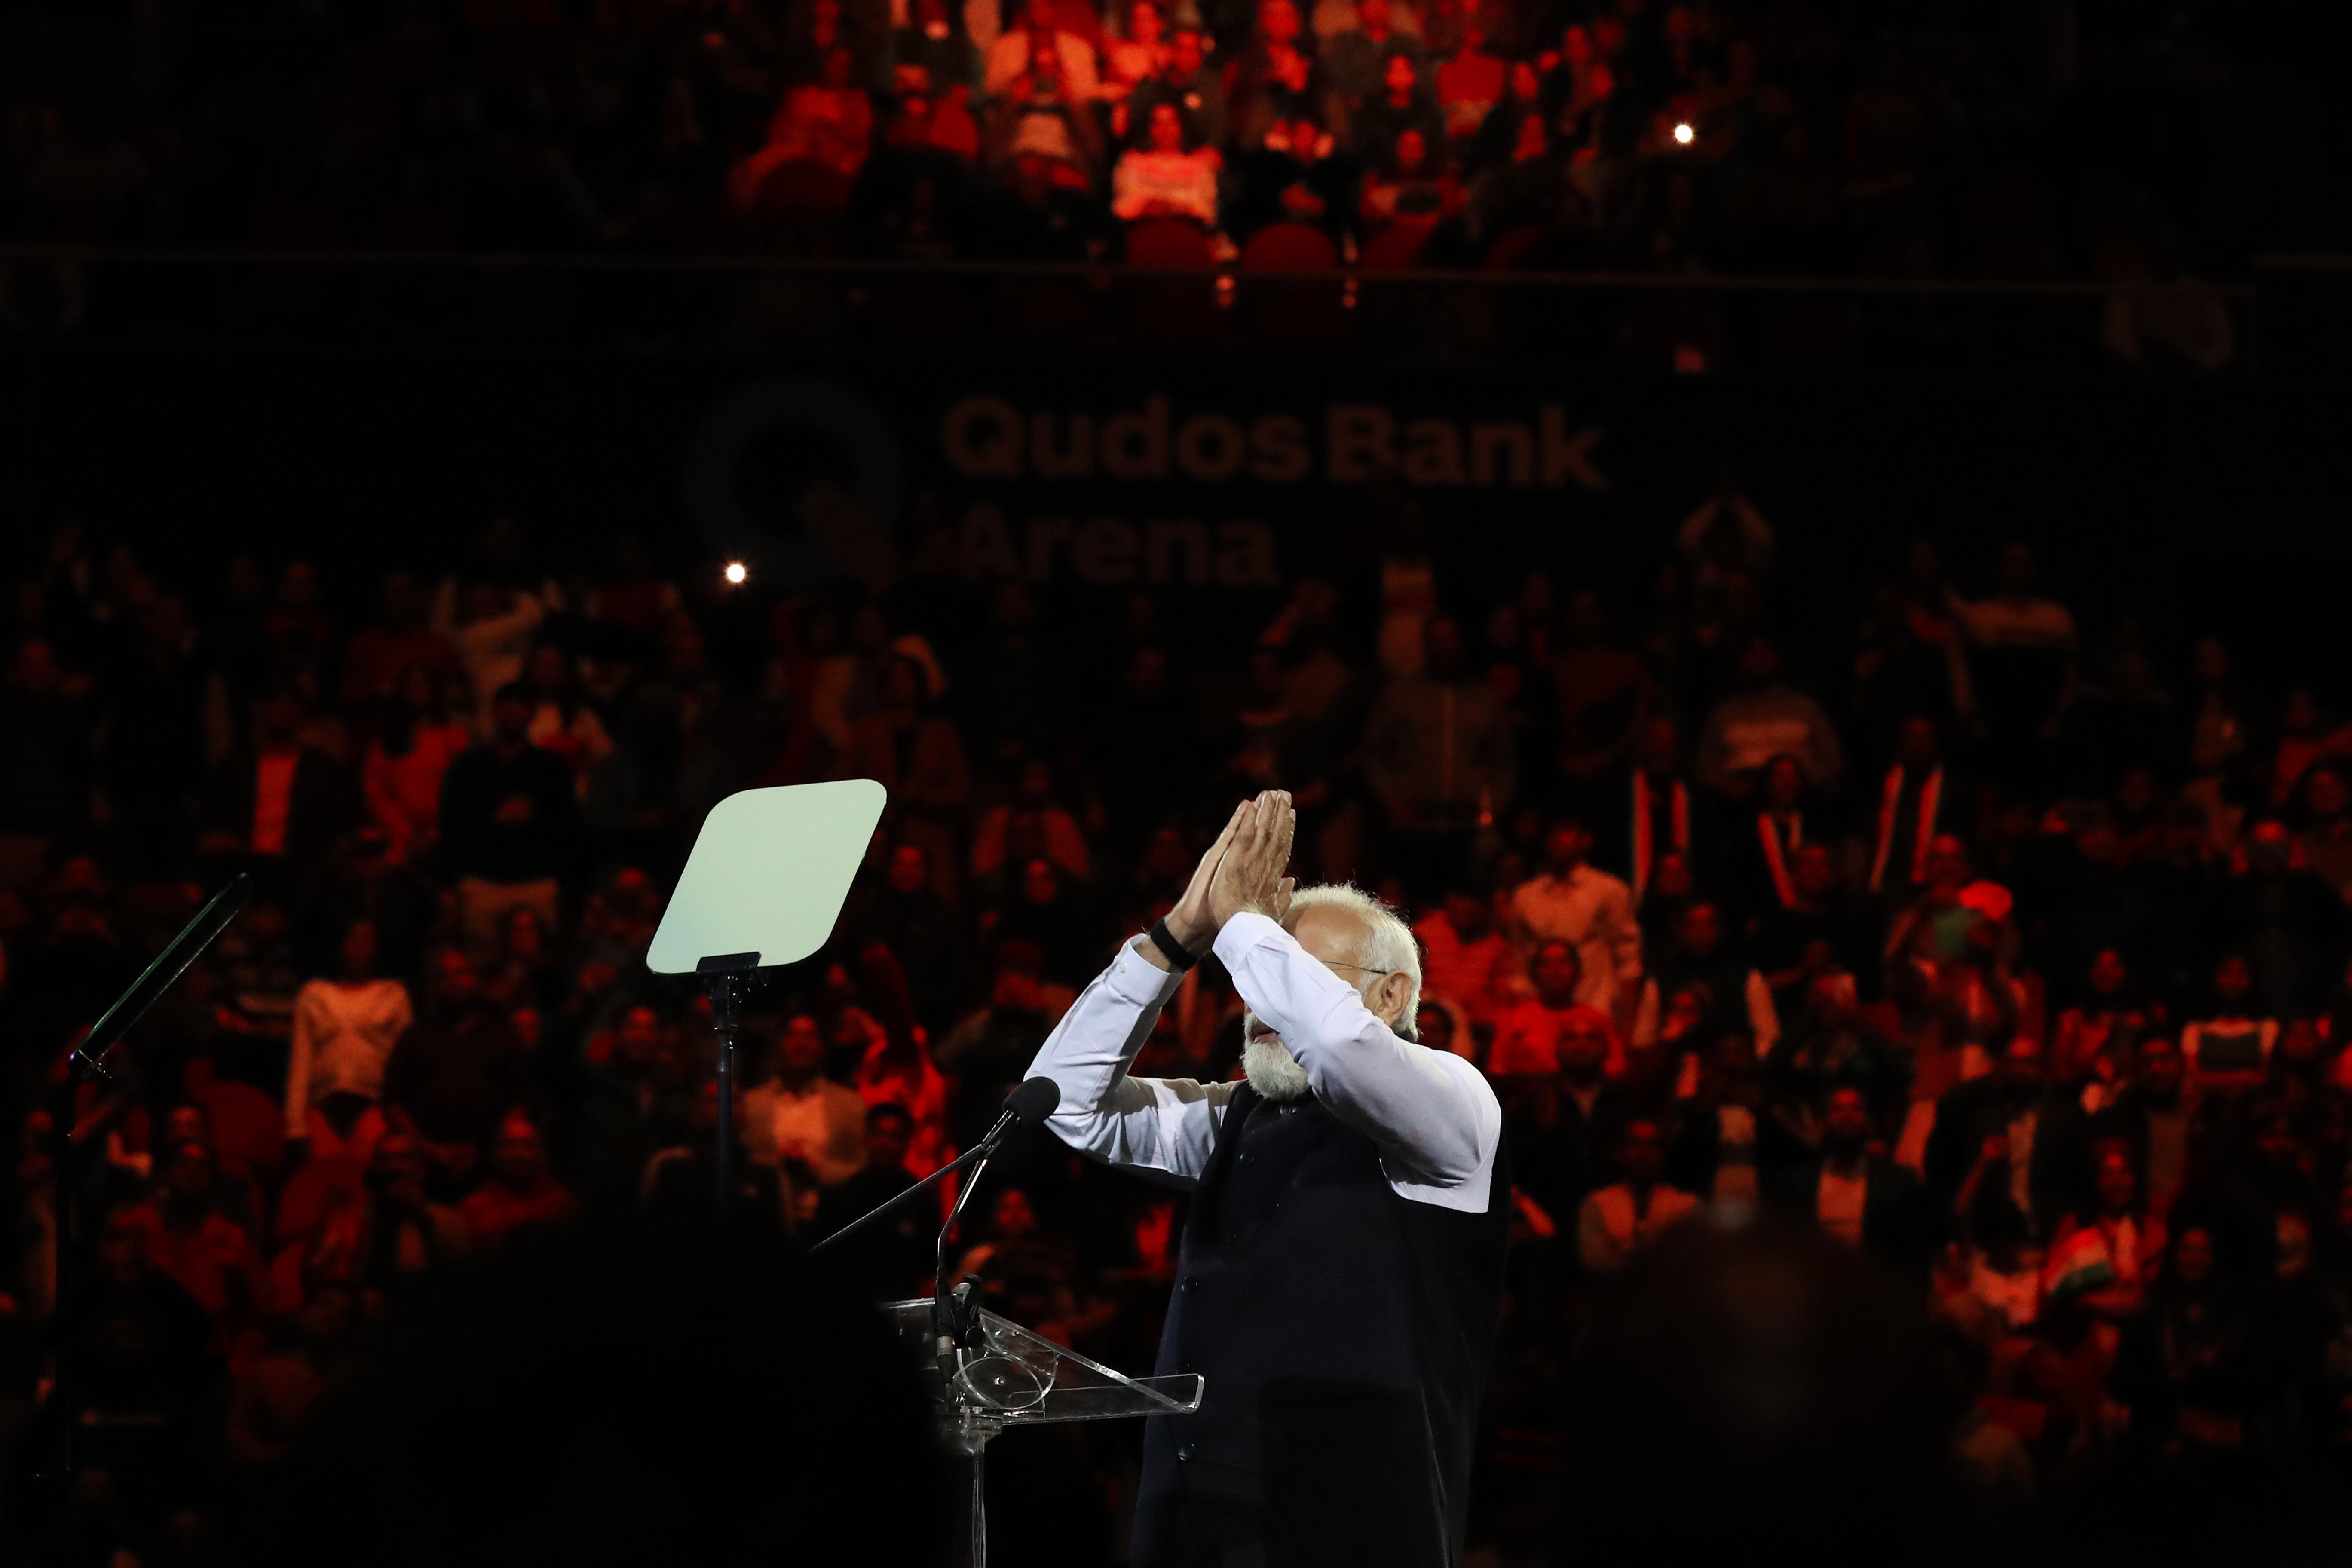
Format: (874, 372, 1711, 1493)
(696, 952, 760, 1209)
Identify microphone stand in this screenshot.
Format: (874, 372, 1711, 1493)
(40, 873, 251, 1489)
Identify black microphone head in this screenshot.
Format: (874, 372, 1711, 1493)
(1005, 1077, 1062, 1126)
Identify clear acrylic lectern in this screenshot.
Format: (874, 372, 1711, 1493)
(882, 1299, 1204, 1567)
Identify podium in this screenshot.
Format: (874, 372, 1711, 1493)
(882, 1298, 1203, 1566)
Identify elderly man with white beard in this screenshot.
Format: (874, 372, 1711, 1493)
(1025, 791, 1507, 1568)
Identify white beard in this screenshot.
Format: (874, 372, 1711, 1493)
(1241, 1022, 1311, 1102)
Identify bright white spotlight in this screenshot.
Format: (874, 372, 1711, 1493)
(723, 560, 748, 585)
(1672, 121, 1694, 145)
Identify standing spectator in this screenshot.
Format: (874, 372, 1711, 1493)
(1414, 883, 1514, 1029)
(1490, 944, 1605, 1078)
(285, 918, 413, 1159)
(522, 644, 614, 801)
(1727, 753, 1825, 922)
(1602, 716, 1696, 904)
(1322, 0, 1422, 104)
(1363, 614, 1514, 900)
(1770, 1085, 1927, 1271)
(1576, 1116, 1698, 1273)
(1696, 637, 1843, 799)
(438, 683, 578, 961)
(815, 1102, 934, 1302)
(752, 1012, 867, 1188)
(199, 685, 359, 888)
(382, 948, 532, 1189)
(361, 666, 471, 865)
(1509, 816, 1643, 1027)
(1868, 716, 1956, 898)
(438, 580, 546, 733)
(1945, 543, 2077, 803)
(339, 570, 460, 712)
(2178, 953, 2277, 1086)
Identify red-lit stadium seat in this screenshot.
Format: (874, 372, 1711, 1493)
(1239, 221, 1338, 272)
(1124, 217, 1216, 268)
(1359, 221, 1431, 272)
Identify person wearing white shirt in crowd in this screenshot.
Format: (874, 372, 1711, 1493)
(285, 918, 413, 1156)
(1112, 100, 1222, 225)
(742, 1013, 867, 1188)
(1026, 792, 1507, 1565)
(1576, 1115, 1697, 1273)
(1508, 816, 1642, 1030)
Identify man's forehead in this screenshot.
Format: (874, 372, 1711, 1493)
(1289, 902, 1368, 960)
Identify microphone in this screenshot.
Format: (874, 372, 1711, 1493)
(810, 1078, 1061, 1259)
(987, 1076, 1062, 1143)
(933, 1078, 1062, 1366)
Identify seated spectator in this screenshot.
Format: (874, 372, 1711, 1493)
(842, 844, 968, 1029)
(2179, 953, 2278, 1087)
(815, 1102, 935, 1301)
(2109, 1224, 2253, 1458)
(1112, 100, 1222, 226)
(848, 92, 982, 255)
(1413, 882, 1514, 1029)
(1322, 0, 1423, 106)
(1767, 1085, 1927, 1271)
(1927, 1034, 2076, 1246)
(983, 29, 1106, 189)
(460, 1112, 579, 1248)
(438, 682, 577, 963)
(223, 1282, 355, 1473)
(65, 1210, 216, 1439)
(116, 1138, 272, 1340)
(1576, 1116, 1697, 1273)
(361, 666, 471, 864)
(1358, 125, 1462, 230)
(1697, 637, 1843, 799)
(199, 683, 359, 885)
(1491, 943, 1605, 1078)
(2044, 1142, 2164, 1323)
(285, 917, 413, 1161)
(383, 947, 531, 1191)
(738, 46, 877, 199)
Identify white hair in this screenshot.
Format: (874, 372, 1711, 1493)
(1282, 883, 1422, 1041)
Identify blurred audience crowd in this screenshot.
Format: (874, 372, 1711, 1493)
(2, 0, 2250, 282)
(5, 491, 2352, 1562)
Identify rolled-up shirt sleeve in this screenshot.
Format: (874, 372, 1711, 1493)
(1025, 936, 1234, 1188)
(1212, 912, 1502, 1209)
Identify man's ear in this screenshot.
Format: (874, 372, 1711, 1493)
(1377, 973, 1416, 1038)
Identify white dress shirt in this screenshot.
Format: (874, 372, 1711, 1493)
(1028, 912, 1503, 1213)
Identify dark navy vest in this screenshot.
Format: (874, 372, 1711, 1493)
(1133, 1083, 1510, 1568)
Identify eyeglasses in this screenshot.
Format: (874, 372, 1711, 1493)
(1326, 961, 1396, 977)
